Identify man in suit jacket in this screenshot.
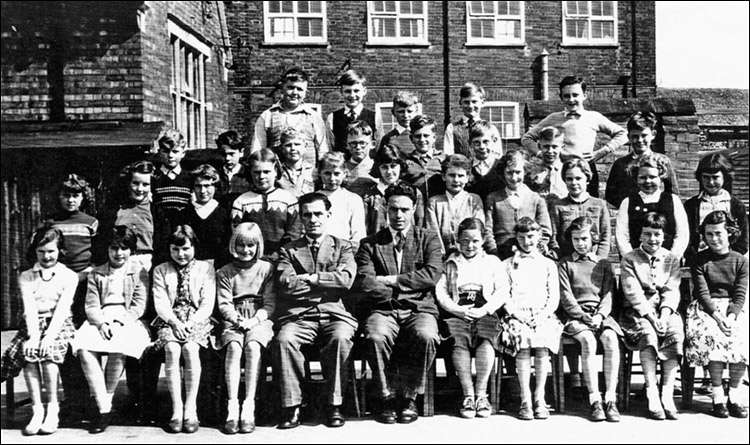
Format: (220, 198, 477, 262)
(272, 192, 358, 429)
(354, 182, 443, 424)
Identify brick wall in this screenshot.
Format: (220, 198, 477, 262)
(226, 1, 657, 146)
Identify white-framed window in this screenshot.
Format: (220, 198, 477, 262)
(304, 103, 322, 116)
(466, 1, 525, 45)
(481, 102, 519, 139)
(367, 1, 429, 45)
(264, 1, 327, 44)
(169, 20, 210, 150)
(562, 1, 617, 46)
(375, 102, 423, 134)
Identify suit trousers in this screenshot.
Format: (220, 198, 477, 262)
(365, 310, 440, 398)
(272, 317, 355, 408)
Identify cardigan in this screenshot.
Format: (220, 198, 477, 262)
(690, 249, 748, 317)
(84, 262, 149, 328)
(425, 191, 486, 253)
(683, 193, 749, 261)
(620, 247, 681, 318)
(152, 260, 216, 326)
(549, 194, 611, 259)
(484, 184, 552, 258)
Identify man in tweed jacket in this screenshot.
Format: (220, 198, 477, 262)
(354, 182, 443, 425)
(272, 192, 358, 430)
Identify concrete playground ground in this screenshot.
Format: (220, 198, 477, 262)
(1, 330, 747, 444)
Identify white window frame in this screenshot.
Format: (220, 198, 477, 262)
(466, 1, 525, 46)
(562, 1, 618, 46)
(367, 1, 429, 45)
(481, 101, 519, 139)
(264, 1, 328, 44)
(305, 103, 322, 116)
(375, 102, 423, 135)
(169, 20, 210, 150)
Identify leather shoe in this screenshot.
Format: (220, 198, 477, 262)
(712, 403, 729, 419)
(183, 418, 199, 433)
(647, 408, 666, 420)
(664, 409, 679, 420)
(397, 398, 418, 424)
(325, 405, 345, 428)
(239, 418, 255, 434)
(533, 400, 550, 420)
(589, 401, 605, 422)
(278, 406, 300, 430)
(604, 401, 621, 422)
(727, 401, 748, 419)
(89, 412, 112, 434)
(518, 401, 533, 421)
(167, 418, 183, 434)
(223, 418, 239, 435)
(375, 397, 397, 424)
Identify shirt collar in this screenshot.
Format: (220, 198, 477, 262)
(446, 189, 467, 202)
(270, 101, 315, 115)
(306, 235, 325, 247)
(345, 104, 364, 116)
(572, 251, 598, 262)
(32, 262, 63, 273)
(546, 159, 563, 171)
(224, 164, 242, 176)
(567, 192, 590, 203)
(638, 190, 662, 203)
(160, 164, 181, 178)
(511, 246, 542, 261)
(698, 189, 731, 202)
(639, 247, 669, 262)
(565, 109, 585, 118)
(395, 123, 409, 134)
(389, 225, 411, 241)
(473, 155, 497, 169)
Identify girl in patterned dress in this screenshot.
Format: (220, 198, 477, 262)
(216, 223, 276, 434)
(619, 212, 684, 421)
(435, 218, 509, 419)
(152, 225, 216, 433)
(685, 211, 748, 418)
(0, 227, 78, 435)
(498, 217, 563, 420)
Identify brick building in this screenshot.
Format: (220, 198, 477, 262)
(225, 1, 656, 147)
(0, 0, 232, 328)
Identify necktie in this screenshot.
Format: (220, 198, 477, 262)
(467, 117, 475, 128)
(310, 241, 319, 264)
(347, 109, 356, 122)
(394, 231, 405, 253)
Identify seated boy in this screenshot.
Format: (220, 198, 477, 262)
(343, 120, 377, 196)
(378, 91, 419, 157)
(251, 68, 329, 166)
(326, 70, 381, 155)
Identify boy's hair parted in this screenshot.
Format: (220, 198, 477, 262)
(384, 181, 418, 205)
(215, 130, 244, 152)
(409, 115, 437, 134)
(514, 216, 542, 233)
(538, 126, 564, 141)
(700, 210, 740, 244)
(168, 224, 200, 249)
(109, 225, 138, 253)
(558, 76, 587, 94)
(459, 82, 486, 101)
(561, 157, 593, 182)
(158, 128, 186, 151)
(468, 119, 498, 141)
(370, 144, 405, 179)
(190, 164, 220, 185)
(279, 126, 306, 147)
(337, 69, 367, 87)
(318, 151, 346, 171)
(441, 154, 472, 175)
(298, 192, 333, 212)
(695, 152, 734, 193)
(346, 120, 374, 138)
(626, 111, 658, 133)
(457, 217, 485, 238)
(640, 212, 668, 232)
(279, 67, 309, 85)
(392, 91, 419, 109)
(27, 225, 66, 265)
(564, 216, 600, 245)
(229, 222, 264, 261)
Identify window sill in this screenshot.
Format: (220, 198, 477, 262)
(261, 41, 330, 48)
(464, 42, 526, 48)
(365, 42, 431, 49)
(560, 42, 620, 48)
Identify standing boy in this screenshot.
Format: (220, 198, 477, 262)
(466, 120, 504, 203)
(326, 70, 382, 155)
(444, 82, 501, 158)
(402, 115, 445, 200)
(525, 126, 568, 201)
(318, 152, 367, 251)
(251, 68, 329, 166)
(152, 129, 193, 227)
(521, 77, 627, 197)
(216, 130, 249, 201)
(379, 91, 420, 157)
(343, 120, 377, 196)
(277, 127, 317, 198)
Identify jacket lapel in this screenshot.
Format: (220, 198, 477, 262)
(315, 235, 334, 273)
(401, 228, 418, 273)
(294, 239, 315, 273)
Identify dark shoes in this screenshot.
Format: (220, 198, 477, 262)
(167, 418, 183, 433)
(222, 418, 239, 435)
(647, 408, 666, 420)
(397, 398, 419, 424)
(325, 405, 345, 428)
(712, 403, 730, 419)
(89, 412, 112, 434)
(589, 401, 606, 422)
(278, 406, 300, 430)
(239, 418, 256, 434)
(727, 401, 748, 419)
(375, 397, 397, 424)
(604, 401, 621, 422)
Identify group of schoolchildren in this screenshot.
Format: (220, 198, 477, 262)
(1, 68, 747, 437)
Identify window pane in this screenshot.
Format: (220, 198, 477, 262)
(592, 20, 614, 39)
(310, 1, 322, 13)
(507, 1, 521, 16)
(281, 1, 294, 13)
(298, 18, 323, 37)
(268, 1, 281, 14)
(400, 18, 421, 37)
(271, 17, 294, 37)
(602, 1, 614, 16)
(567, 1, 589, 15)
(373, 17, 397, 37)
(503, 123, 514, 138)
(592, 1, 602, 16)
(566, 19, 588, 38)
(298, 1, 310, 14)
(400, 1, 423, 15)
(470, 1, 494, 15)
(373, 1, 396, 13)
(471, 19, 494, 38)
(496, 20, 520, 38)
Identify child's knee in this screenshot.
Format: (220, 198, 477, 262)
(243, 341, 262, 356)
(599, 330, 619, 351)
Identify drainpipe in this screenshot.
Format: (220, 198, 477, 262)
(443, 1, 450, 128)
(541, 49, 549, 101)
(631, 1, 637, 98)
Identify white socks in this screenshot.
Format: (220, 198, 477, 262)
(728, 387, 745, 405)
(227, 399, 239, 421)
(661, 385, 676, 411)
(646, 385, 661, 412)
(713, 386, 727, 404)
(589, 393, 601, 405)
(604, 391, 617, 403)
(241, 400, 255, 422)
